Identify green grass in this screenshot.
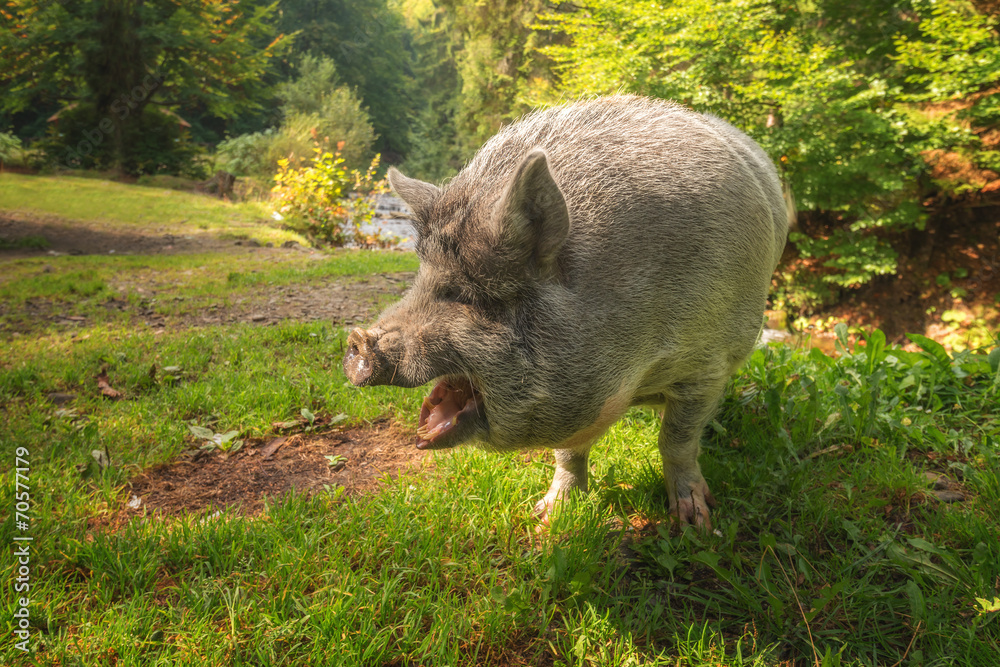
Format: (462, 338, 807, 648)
(1, 253, 999, 664)
(0, 235, 49, 251)
(0, 173, 303, 246)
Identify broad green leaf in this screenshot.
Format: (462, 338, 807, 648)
(988, 348, 1000, 374)
(975, 597, 1000, 614)
(907, 333, 951, 368)
(188, 424, 215, 440)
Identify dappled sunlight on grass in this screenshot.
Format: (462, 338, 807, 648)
(1, 237, 998, 664)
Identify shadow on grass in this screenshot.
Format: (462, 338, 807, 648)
(0, 214, 240, 257)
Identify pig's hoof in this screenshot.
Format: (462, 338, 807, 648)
(533, 488, 573, 525)
(533, 495, 557, 524)
(669, 480, 717, 533)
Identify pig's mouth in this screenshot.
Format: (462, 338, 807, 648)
(416, 377, 484, 450)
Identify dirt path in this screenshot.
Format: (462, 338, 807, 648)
(0, 273, 413, 335)
(1, 214, 416, 334)
(0, 214, 255, 257)
(104, 273, 413, 331)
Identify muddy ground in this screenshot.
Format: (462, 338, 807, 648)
(124, 421, 430, 519)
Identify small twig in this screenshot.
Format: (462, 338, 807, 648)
(889, 621, 923, 667)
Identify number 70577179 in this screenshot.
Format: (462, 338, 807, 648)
(14, 446, 30, 524)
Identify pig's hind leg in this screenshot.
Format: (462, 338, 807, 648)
(658, 383, 724, 531)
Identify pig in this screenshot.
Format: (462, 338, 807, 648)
(343, 95, 789, 530)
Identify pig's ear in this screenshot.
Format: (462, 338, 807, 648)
(494, 149, 569, 277)
(388, 167, 440, 221)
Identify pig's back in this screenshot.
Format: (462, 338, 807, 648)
(461, 96, 786, 345)
(463, 95, 785, 274)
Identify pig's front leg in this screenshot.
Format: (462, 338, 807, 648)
(533, 444, 592, 522)
(659, 390, 721, 531)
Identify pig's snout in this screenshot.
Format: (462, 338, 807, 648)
(344, 327, 381, 386)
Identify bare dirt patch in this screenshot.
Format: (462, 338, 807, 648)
(161, 273, 413, 329)
(1, 258, 414, 335)
(0, 214, 266, 258)
(62, 271, 413, 334)
(125, 421, 429, 517)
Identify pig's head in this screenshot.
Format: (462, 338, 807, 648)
(343, 149, 570, 451)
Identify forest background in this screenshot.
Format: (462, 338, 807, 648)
(1, 0, 998, 343)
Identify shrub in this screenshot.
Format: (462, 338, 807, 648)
(215, 129, 279, 178)
(0, 132, 23, 169)
(270, 147, 391, 247)
(274, 55, 377, 171)
(216, 55, 377, 181)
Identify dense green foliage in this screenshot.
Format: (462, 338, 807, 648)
(399, 0, 560, 180)
(0, 0, 287, 174)
(273, 0, 413, 159)
(216, 55, 377, 179)
(38, 102, 206, 177)
(427, 0, 553, 157)
(534, 0, 999, 307)
(0, 131, 21, 168)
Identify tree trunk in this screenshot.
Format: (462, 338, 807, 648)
(86, 0, 150, 174)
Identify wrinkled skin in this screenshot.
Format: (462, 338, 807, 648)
(343, 96, 789, 530)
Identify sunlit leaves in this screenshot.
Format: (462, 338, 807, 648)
(534, 0, 997, 298)
(894, 0, 1000, 101)
(271, 148, 387, 247)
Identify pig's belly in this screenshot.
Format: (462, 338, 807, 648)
(547, 388, 632, 451)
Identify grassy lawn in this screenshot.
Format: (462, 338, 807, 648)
(0, 173, 303, 247)
(3, 303, 998, 665)
(2, 318, 998, 665)
(1, 179, 999, 665)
